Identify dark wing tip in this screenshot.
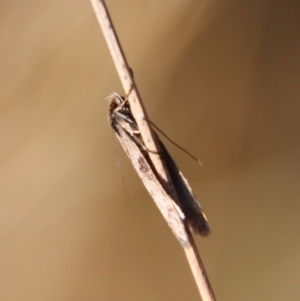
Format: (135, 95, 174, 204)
(188, 212, 211, 236)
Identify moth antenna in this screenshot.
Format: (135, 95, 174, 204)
(150, 121, 203, 166)
(110, 129, 133, 205)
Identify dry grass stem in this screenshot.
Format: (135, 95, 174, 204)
(90, 1, 216, 300)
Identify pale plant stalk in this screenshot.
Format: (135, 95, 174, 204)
(89, 1, 216, 300)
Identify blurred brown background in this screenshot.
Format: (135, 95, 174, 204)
(1, 1, 300, 300)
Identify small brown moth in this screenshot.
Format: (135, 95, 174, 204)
(107, 93, 210, 238)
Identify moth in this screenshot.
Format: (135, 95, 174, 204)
(107, 93, 210, 237)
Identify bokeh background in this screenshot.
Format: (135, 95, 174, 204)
(1, 1, 299, 300)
